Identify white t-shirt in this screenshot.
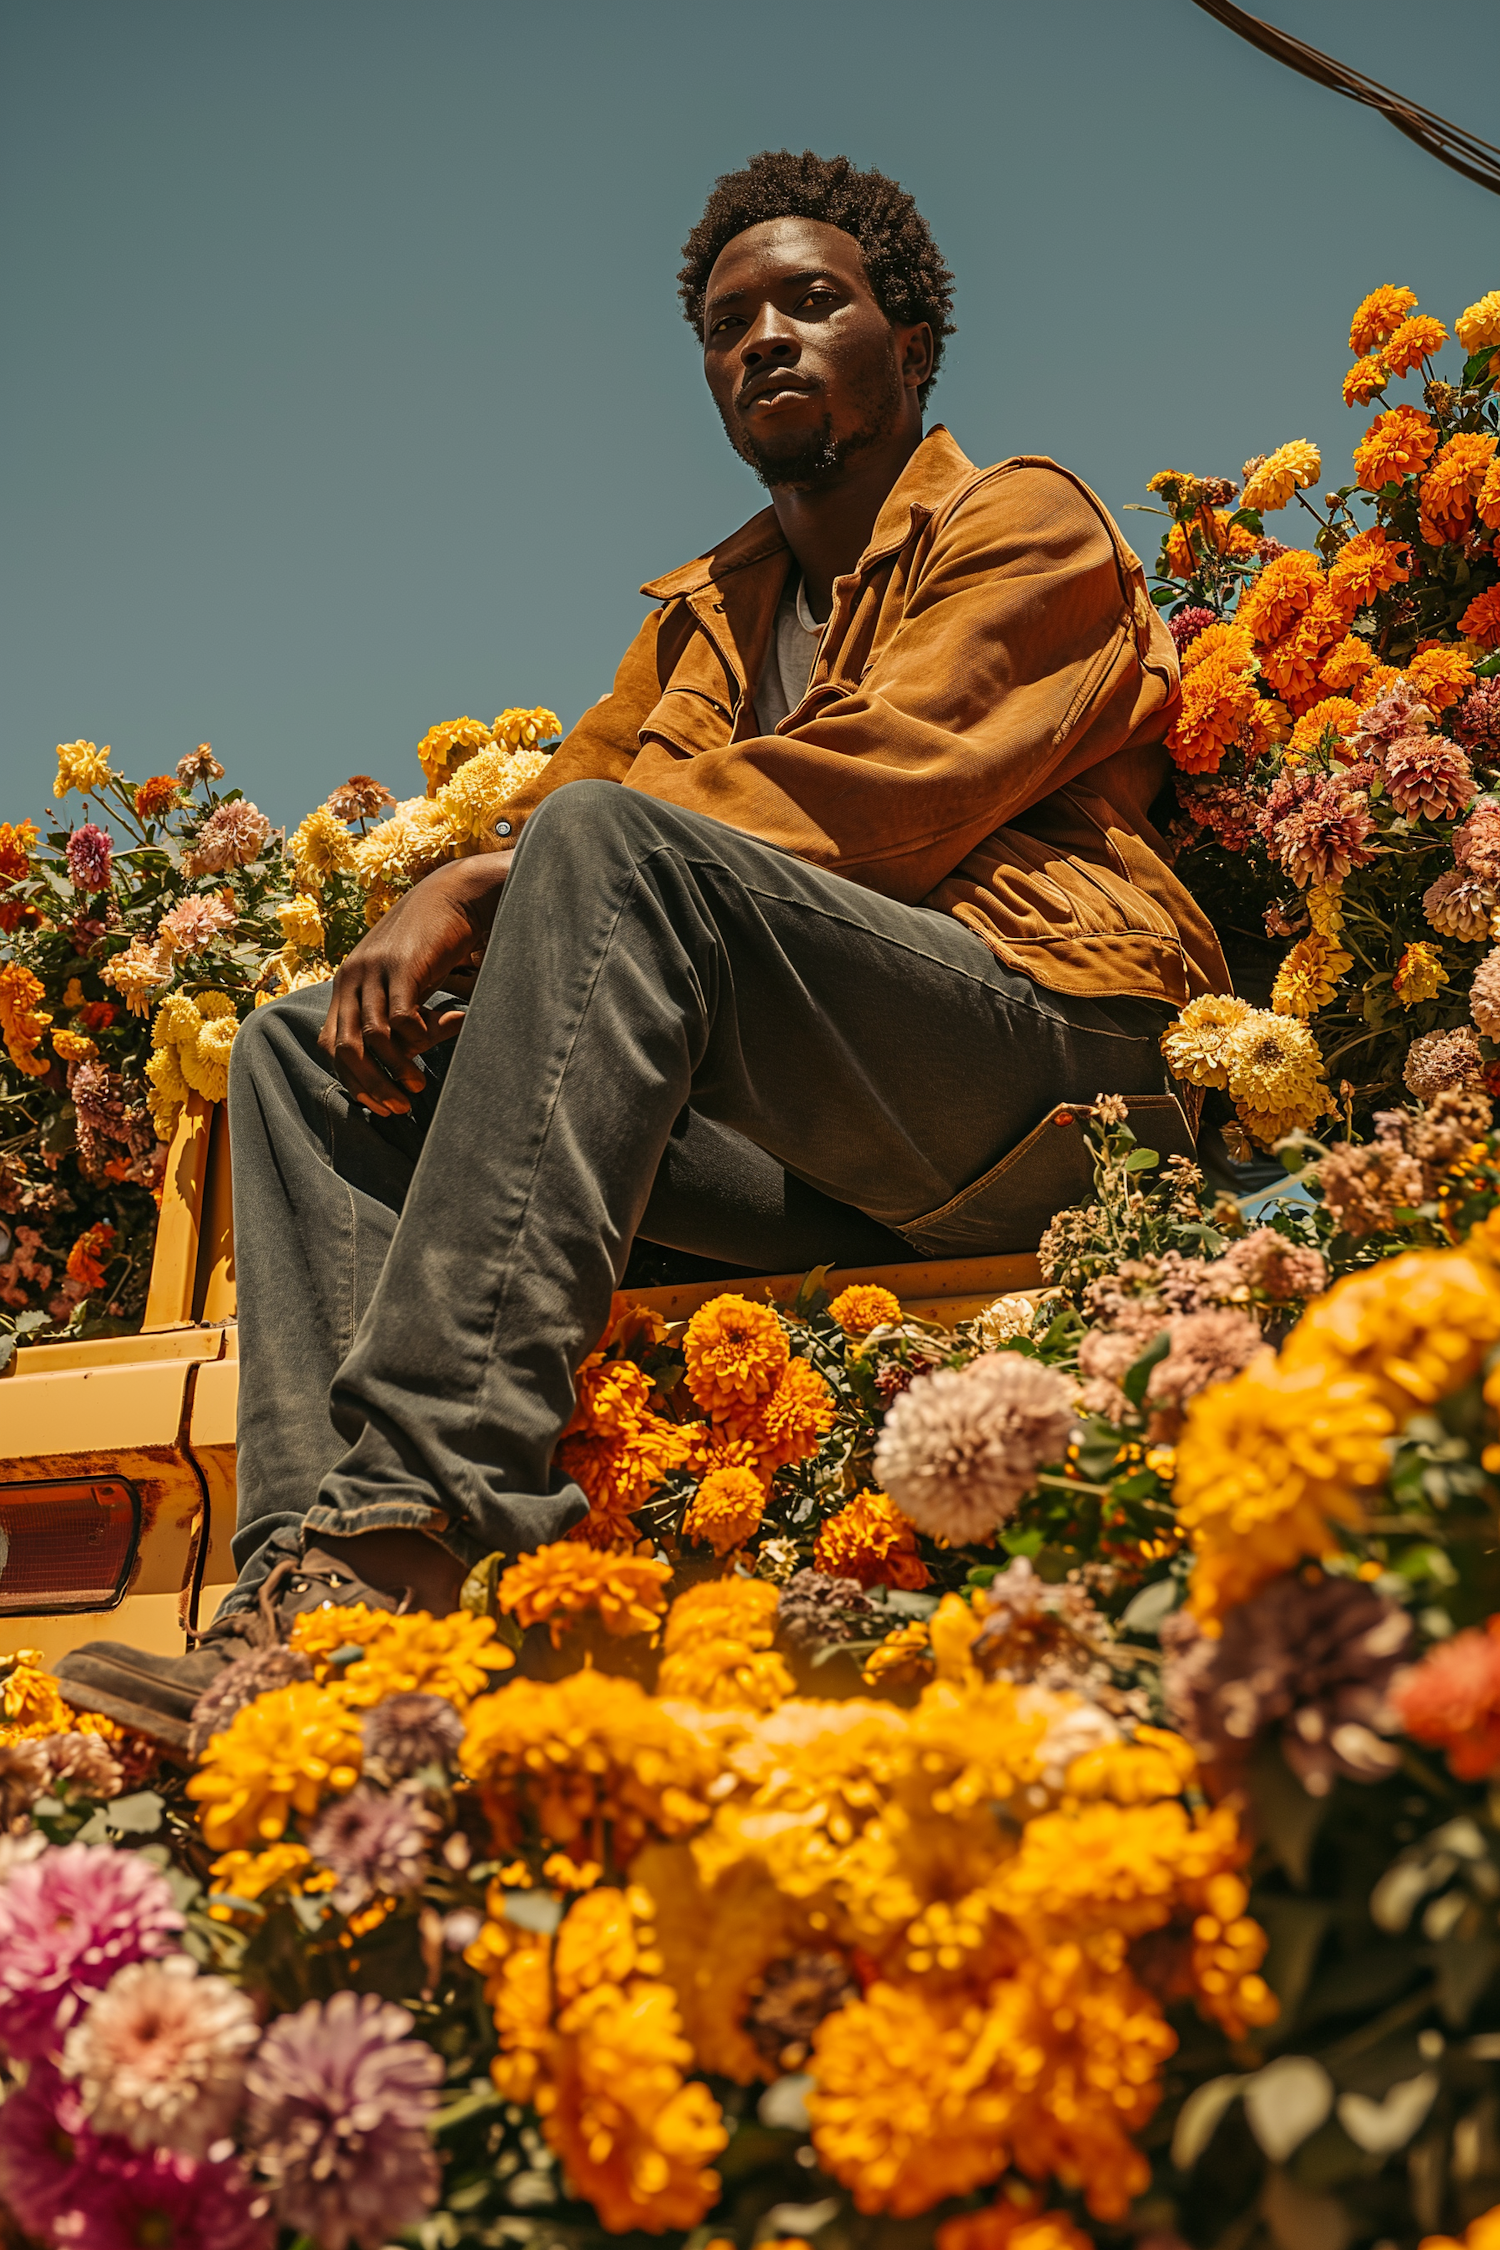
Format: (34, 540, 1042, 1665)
(753, 574, 823, 733)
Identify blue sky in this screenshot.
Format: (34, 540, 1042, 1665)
(3, 0, 1497, 825)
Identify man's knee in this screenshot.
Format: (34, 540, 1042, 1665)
(228, 980, 333, 1103)
(514, 779, 683, 873)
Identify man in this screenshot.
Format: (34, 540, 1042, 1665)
(60, 150, 1226, 1743)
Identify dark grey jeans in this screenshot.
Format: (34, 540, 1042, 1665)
(224, 783, 1169, 1609)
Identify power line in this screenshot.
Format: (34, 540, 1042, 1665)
(1189, 0, 1500, 197)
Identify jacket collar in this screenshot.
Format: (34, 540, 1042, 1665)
(638, 424, 978, 602)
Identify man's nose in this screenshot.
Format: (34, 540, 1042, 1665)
(740, 306, 800, 367)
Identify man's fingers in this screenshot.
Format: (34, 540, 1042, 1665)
(329, 968, 412, 1114)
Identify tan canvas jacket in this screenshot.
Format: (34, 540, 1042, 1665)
(499, 426, 1229, 1007)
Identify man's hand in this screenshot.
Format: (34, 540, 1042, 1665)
(319, 852, 512, 1114)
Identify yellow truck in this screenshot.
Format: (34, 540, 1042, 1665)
(1, 1093, 1057, 1662)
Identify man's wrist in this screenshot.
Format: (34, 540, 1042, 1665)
(443, 849, 514, 937)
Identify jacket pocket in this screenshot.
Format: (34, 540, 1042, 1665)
(894, 1094, 1195, 1258)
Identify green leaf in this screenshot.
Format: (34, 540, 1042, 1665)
(1462, 347, 1498, 387)
(1001, 1526, 1043, 1558)
(1229, 507, 1264, 534)
(1124, 1147, 1161, 1171)
(1150, 586, 1178, 609)
(1247, 1739, 1325, 1889)
(1119, 1576, 1180, 1634)
(105, 1790, 165, 1836)
(1122, 1327, 1173, 1408)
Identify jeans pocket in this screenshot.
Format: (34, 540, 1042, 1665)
(895, 1094, 1196, 1259)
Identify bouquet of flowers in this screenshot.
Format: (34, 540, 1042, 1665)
(1146, 282, 1500, 1151)
(0, 713, 557, 1351)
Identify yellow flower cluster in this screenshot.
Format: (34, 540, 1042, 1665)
(1240, 440, 1320, 514)
(828, 1282, 903, 1334)
(497, 1540, 672, 1644)
(656, 1576, 794, 1711)
(1393, 939, 1449, 1008)
(1161, 994, 1331, 1147)
(289, 1602, 513, 1707)
(186, 1680, 363, 1851)
(682, 1464, 766, 1555)
(1272, 886, 1353, 1018)
(146, 987, 238, 1136)
(416, 708, 560, 794)
(53, 739, 113, 798)
(0, 961, 53, 1079)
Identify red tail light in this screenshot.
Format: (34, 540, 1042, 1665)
(0, 1478, 140, 1614)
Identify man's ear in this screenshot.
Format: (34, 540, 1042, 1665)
(902, 322, 934, 393)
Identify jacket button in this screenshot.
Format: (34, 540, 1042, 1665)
(496, 821, 512, 837)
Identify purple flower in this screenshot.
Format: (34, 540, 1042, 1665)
(1168, 605, 1216, 656)
(306, 1784, 438, 1911)
(360, 1692, 465, 1781)
(0, 2064, 98, 2238)
(66, 823, 113, 892)
(49, 2141, 273, 2250)
(0, 1843, 184, 2059)
(243, 1991, 443, 2250)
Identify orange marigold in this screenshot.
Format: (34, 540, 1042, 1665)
(1381, 313, 1448, 377)
(656, 1576, 794, 1710)
(937, 2202, 1093, 2250)
(0, 820, 38, 933)
(682, 1292, 788, 1414)
(1348, 283, 1417, 357)
(1314, 634, 1379, 698)
(1406, 642, 1477, 715)
(65, 1221, 115, 1294)
(1327, 527, 1412, 607)
(1460, 585, 1500, 650)
(1164, 509, 1257, 580)
(557, 1355, 696, 1548)
(683, 1465, 766, 1556)
(1342, 355, 1388, 408)
(1352, 404, 1440, 493)
(828, 1282, 903, 1334)
(1257, 590, 1360, 715)
(1419, 432, 1499, 546)
(813, 1487, 929, 1591)
(1236, 549, 1325, 645)
(1166, 652, 1260, 774)
(0, 962, 53, 1079)
(497, 1541, 671, 1644)
(726, 1356, 838, 1475)
(1288, 696, 1363, 759)
(134, 775, 179, 821)
(1479, 459, 1500, 533)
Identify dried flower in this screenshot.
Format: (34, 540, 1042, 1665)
(243, 1991, 443, 2250)
(1405, 1025, 1485, 1102)
(775, 1568, 874, 1655)
(0, 1843, 184, 2058)
(1453, 680, 1500, 757)
(159, 891, 236, 954)
(184, 799, 270, 876)
(1425, 866, 1495, 942)
(1214, 1227, 1327, 1302)
(306, 1784, 439, 1911)
(38, 1731, 125, 1800)
(1147, 1309, 1264, 1415)
(61, 1952, 260, 2154)
(324, 774, 396, 821)
(177, 742, 225, 784)
(1472, 947, 1500, 1037)
(1164, 1573, 1409, 1793)
(874, 1352, 1075, 1543)
(745, 1950, 859, 2072)
(66, 822, 112, 891)
(360, 1692, 465, 1780)
(100, 933, 173, 1017)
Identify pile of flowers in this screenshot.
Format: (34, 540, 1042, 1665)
(0, 712, 557, 1348)
(1145, 280, 1500, 1144)
(9, 1095, 1500, 2242)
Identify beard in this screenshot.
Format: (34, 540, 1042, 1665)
(723, 339, 906, 492)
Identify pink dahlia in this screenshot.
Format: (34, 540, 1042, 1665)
(51, 2141, 273, 2250)
(1451, 679, 1500, 757)
(62, 1953, 260, 2155)
(1275, 785, 1378, 888)
(183, 799, 270, 876)
(0, 2065, 97, 2238)
(0, 1843, 184, 2059)
(872, 1351, 1076, 1543)
(1382, 733, 1476, 822)
(1423, 866, 1495, 942)
(66, 824, 113, 892)
(243, 1991, 443, 2250)
(157, 892, 236, 954)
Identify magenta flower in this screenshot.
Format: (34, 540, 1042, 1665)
(0, 2065, 98, 2238)
(66, 823, 114, 892)
(244, 1991, 443, 2250)
(0, 1843, 184, 2059)
(1167, 605, 1216, 655)
(49, 2141, 273, 2250)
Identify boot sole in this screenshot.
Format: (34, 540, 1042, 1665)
(55, 1643, 215, 1758)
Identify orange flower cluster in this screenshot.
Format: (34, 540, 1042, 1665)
(1419, 431, 1498, 548)
(1166, 622, 1259, 774)
(64, 1221, 116, 1294)
(0, 960, 53, 1079)
(557, 1349, 695, 1551)
(0, 819, 38, 933)
(813, 1486, 930, 1590)
(681, 1294, 836, 1496)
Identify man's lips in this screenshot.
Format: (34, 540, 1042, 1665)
(738, 376, 820, 412)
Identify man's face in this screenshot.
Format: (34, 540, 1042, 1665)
(701, 217, 924, 491)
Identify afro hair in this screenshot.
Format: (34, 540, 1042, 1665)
(678, 150, 955, 409)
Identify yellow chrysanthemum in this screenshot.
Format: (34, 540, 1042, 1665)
(657, 1576, 795, 1710)
(466, 1909, 554, 2101)
(1393, 940, 1449, 1008)
(497, 1541, 671, 1643)
(1352, 404, 1440, 493)
(1286, 1244, 1500, 1421)
(53, 739, 113, 798)
(1240, 440, 1320, 514)
(683, 1465, 767, 1556)
(1174, 1353, 1390, 1629)
(1, 1651, 72, 1739)
(50, 1027, 97, 1063)
(1342, 355, 1388, 408)
(416, 714, 494, 794)
(289, 804, 356, 884)
(1159, 993, 1253, 1091)
(144, 1041, 189, 1140)
(286, 1601, 510, 1705)
(1406, 641, 1478, 715)
(1183, 1866, 1279, 2039)
(682, 1293, 789, 1414)
(186, 1681, 363, 1850)
(0, 962, 54, 1079)
(1271, 932, 1350, 1017)
(459, 1669, 719, 1862)
(1382, 314, 1449, 377)
(1456, 293, 1500, 355)
(437, 744, 551, 844)
(206, 1842, 314, 1921)
(828, 1282, 903, 1335)
(1349, 284, 1417, 357)
(491, 706, 562, 751)
(1220, 1009, 1331, 1146)
(277, 892, 325, 951)
(862, 1619, 935, 1689)
(813, 1487, 930, 1591)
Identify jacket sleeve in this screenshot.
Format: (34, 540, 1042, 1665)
(495, 609, 664, 836)
(619, 465, 1169, 904)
